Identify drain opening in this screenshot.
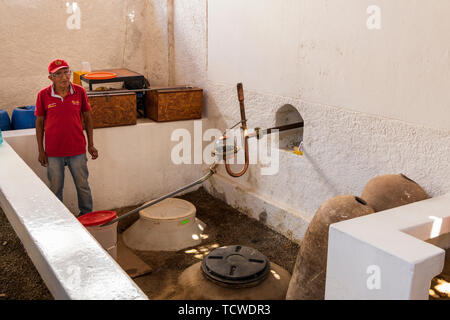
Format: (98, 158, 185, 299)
(355, 196, 367, 205)
(208, 256, 223, 260)
(249, 258, 264, 263)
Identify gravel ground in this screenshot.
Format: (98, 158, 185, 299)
(0, 208, 52, 300)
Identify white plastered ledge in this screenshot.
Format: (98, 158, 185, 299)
(325, 194, 450, 300)
(0, 141, 147, 300)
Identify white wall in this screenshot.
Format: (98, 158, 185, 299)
(208, 0, 450, 131)
(0, 0, 169, 115)
(173, 0, 450, 242)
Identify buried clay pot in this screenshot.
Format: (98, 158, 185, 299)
(361, 174, 430, 212)
(286, 195, 375, 300)
(176, 261, 291, 300)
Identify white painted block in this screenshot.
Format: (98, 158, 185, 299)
(325, 195, 449, 300)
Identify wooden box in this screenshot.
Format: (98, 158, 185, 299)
(146, 87, 203, 122)
(87, 93, 137, 128)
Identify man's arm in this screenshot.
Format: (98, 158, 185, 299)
(36, 116, 48, 167)
(82, 111, 98, 160)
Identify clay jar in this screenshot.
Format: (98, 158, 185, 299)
(361, 174, 430, 212)
(286, 195, 375, 300)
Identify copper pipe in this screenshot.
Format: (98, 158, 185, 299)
(225, 83, 250, 177)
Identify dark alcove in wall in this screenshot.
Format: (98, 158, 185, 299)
(275, 104, 303, 150)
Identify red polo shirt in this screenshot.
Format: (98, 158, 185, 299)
(35, 83, 91, 157)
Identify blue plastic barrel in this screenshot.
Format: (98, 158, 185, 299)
(11, 106, 37, 130)
(0, 109, 11, 131)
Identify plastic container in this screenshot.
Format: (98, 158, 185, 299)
(78, 211, 118, 260)
(122, 198, 206, 251)
(11, 106, 37, 130)
(0, 110, 11, 131)
(81, 61, 91, 72)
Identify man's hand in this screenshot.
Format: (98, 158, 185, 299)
(88, 145, 98, 160)
(38, 151, 48, 167)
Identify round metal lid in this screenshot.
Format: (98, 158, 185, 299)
(139, 198, 196, 221)
(201, 245, 270, 287)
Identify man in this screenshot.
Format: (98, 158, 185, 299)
(35, 59, 98, 216)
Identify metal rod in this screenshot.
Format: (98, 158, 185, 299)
(245, 122, 304, 139)
(228, 120, 246, 131)
(264, 122, 304, 134)
(101, 165, 216, 227)
(262, 122, 303, 137)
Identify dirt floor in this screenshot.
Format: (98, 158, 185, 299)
(0, 208, 53, 300)
(0, 187, 449, 300)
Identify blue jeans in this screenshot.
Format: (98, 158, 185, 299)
(47, 153, 93, 216)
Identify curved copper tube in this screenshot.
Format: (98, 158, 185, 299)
(225, 83, 250, 177)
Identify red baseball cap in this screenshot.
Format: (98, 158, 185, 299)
(48, 59, 69, 74)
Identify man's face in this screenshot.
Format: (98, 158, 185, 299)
(48, 67, 71, 88)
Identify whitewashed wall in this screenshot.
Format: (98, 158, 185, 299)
(0, 0, 169, 115)
(173, 0, 450, 242)
(207, 0, 450, 130)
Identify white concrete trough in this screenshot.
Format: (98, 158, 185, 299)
(325, 194, 450, 300)
(0, 140, 148, 299)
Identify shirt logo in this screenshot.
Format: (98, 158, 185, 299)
(47, 103, 57, 109)
(72, 100, 80, 105)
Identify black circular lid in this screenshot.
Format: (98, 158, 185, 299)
(201, 245, 270, 287)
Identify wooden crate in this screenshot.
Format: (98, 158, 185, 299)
(146, 87, 203, 122)
(87, 93, 137, 128)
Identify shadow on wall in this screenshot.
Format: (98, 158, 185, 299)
(301, 148, 342, 197)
